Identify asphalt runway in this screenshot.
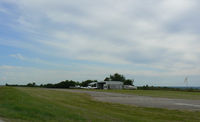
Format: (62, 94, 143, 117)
(49, 89, 200, 111)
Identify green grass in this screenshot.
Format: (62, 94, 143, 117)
(0, 87, 200, 122)
(84, 89, 200, 100)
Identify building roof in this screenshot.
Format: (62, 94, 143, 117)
(88, 82, 97, 85)
(98, 81, 123, 84)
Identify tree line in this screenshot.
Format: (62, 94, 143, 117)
(5, 73, 133, 88)
(104, 73, 134, 85)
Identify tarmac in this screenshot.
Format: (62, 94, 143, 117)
(51, 89, 200, 111)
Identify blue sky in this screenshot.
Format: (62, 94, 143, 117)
(0, 0, 200, 86)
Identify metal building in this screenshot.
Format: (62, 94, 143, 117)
(96, 81, 123, 89)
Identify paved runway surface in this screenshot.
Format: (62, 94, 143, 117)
(50, 89, 200, 111)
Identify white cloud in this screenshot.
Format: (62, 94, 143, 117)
(0, 0, 200, 84)
(9, 53, 75, 69)
(10, 53, 25, 60)
(0, 7, 9, 14)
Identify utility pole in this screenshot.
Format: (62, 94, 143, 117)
(184, 77, 188, 88)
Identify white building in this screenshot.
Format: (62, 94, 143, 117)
(88, 81, 137, 90)
(96, 81, 123, 89)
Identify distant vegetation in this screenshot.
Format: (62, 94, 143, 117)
(104, 73, 134, 85)
(138, 85, 200, 92)
(4, 73, 200, 92)
(41, 80, 79, 88)
(5, 73, 133, 88)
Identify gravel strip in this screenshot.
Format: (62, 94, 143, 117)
(48, 89, 200, 111)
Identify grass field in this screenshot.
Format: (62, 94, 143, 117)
(84, 89, 200, 100)
(0, 87, 200, 122)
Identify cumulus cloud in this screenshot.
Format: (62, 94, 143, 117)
(0, 0, 200, 85)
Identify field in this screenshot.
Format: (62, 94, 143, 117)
(86, 89, 200, 100)
(0, 87, 200, 122)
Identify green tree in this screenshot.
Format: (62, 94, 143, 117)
(109, 73, 125, 81)
(42, 80, 77, 88)
(104, 77, 110, 81)
(124, 79, 134, 85)
(55, 80, 76, 88)
(104, 73, 134, 85)
(27, 82, 36, 87)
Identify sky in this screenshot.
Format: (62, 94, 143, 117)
(0, 0, 200, 86)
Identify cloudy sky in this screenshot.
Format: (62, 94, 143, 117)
(0, 0, 200, 86)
